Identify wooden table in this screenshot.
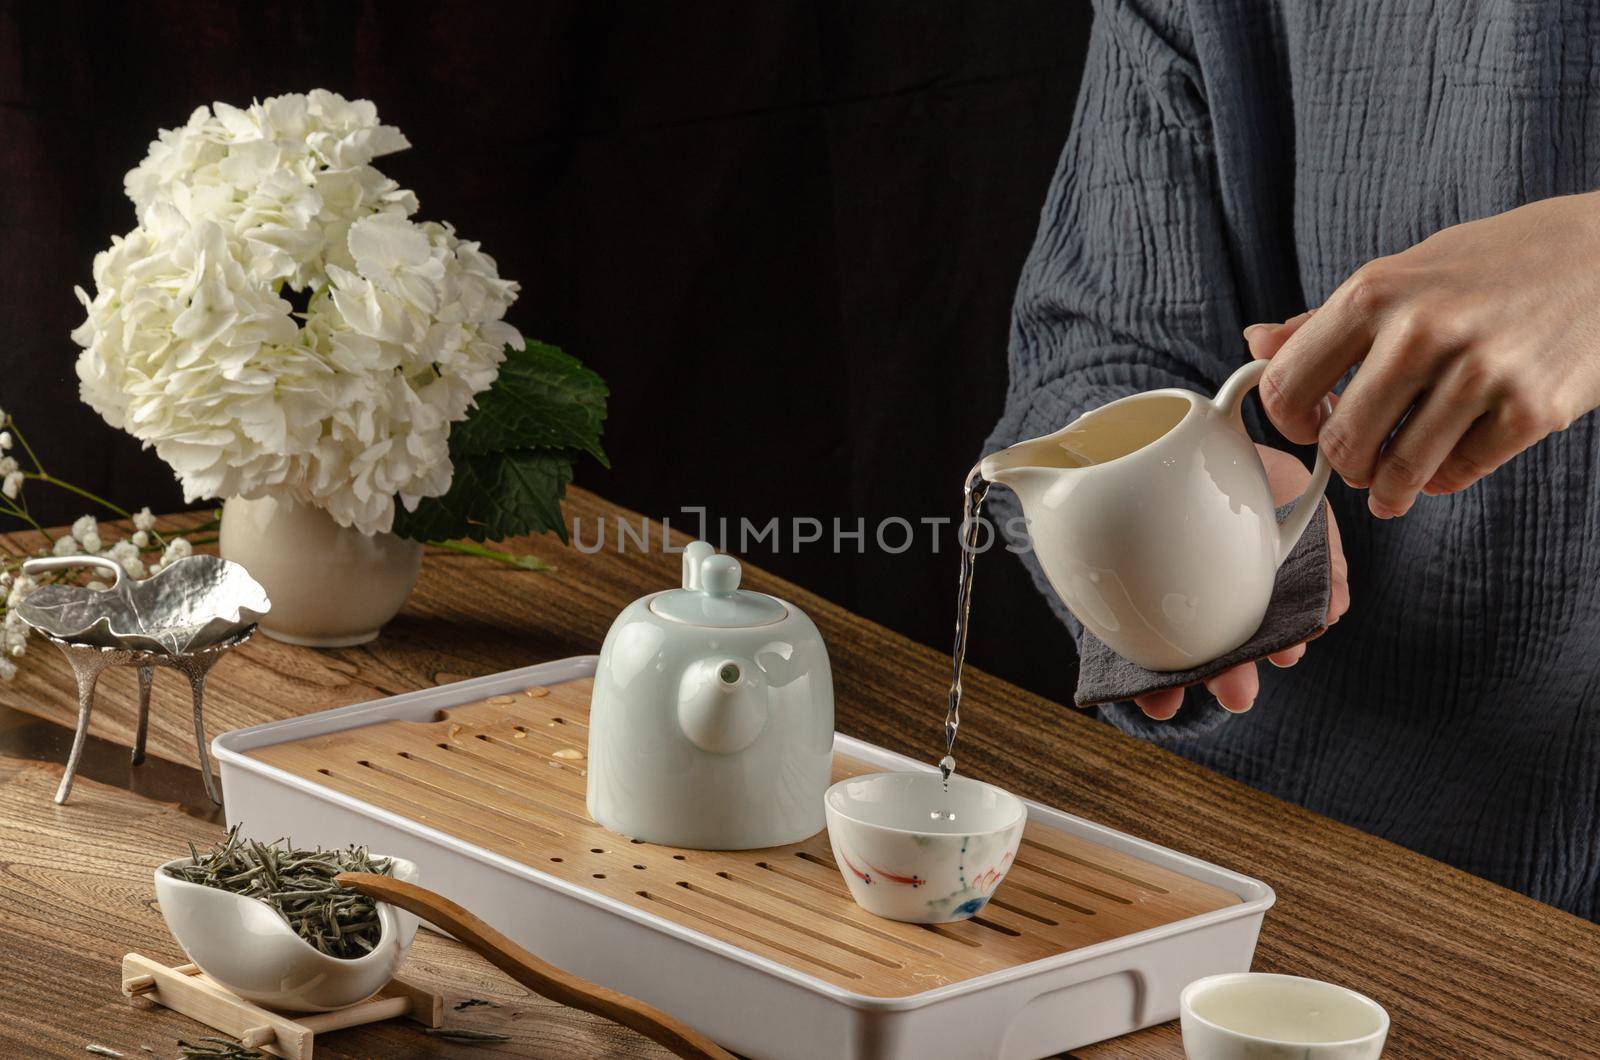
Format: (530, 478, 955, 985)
(0, 489, 1595, 1058)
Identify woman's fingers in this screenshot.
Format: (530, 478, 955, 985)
(1267, 643, 1306, 667)
(1426, 396, 1564, 494)
(1205, 662, 1260, 713)
(1134, 686, 1184, 720)
(1367, 375, 1489, 517)
(1244, 309, 1316, 361)
(1134, 662, 1259, 719)
(1313, 322, 1441, 487)
(1236, 196, 1600, 511)
(1136, 656, 1278, 718)
(1325, 499, 1349, 624)
(1260, 267, 1396, 444)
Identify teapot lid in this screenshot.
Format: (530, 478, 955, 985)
(649, 542, 788, 628)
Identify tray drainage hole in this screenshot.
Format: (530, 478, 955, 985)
(590, 847, 606, 854)
(672, 854, 687, 861)
(971, 916, 1022, 937)
(552, 717, 566, 724)
(593, 874, 606, 880)
(633, 864, 646, 870)
(549, 857, 563, 863)
(629, 838, 644, 844)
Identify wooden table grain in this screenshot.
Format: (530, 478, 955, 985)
(1, 489, 1596, 1058)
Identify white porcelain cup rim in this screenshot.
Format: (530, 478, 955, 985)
(1181, 972, 1391, 1049)
(824, 771, 1026, 838)
(156, 854, 415, 969)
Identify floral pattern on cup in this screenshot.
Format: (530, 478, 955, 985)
(825, 772, 1026, 924)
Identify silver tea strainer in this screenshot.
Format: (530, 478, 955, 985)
(15, 554, 270, 804)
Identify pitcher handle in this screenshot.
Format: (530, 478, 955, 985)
(1212, 360, 1333, 569)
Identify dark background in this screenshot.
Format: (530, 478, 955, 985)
(0, 1, 1092, 704)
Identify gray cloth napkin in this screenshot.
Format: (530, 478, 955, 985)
(1074, 503, 1331, 707)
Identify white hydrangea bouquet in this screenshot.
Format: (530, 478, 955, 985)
(0, 91, 607, 676)
(69, 90, 607, 547)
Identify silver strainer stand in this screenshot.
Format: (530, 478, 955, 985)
(43, 628, 253, 805)
(15, 553, 269, 807)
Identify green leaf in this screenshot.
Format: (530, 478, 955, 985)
(391, 339, 608, 546)
(450, 340, 609, 466)
(394, 449, 576, 544)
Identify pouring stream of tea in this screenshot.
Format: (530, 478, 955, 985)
(941, 464, 990, 784)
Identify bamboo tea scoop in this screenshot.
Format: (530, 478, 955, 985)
(336, 872, 734, 1060)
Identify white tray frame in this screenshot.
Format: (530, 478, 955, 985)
(213, 656, 1273, 1059)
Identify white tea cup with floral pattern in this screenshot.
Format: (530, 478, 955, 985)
(824, 772, 1026, 923)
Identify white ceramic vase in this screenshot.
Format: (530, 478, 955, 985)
(219, 496, 423, 648)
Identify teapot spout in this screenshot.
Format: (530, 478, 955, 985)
(677, 656, 767, 755)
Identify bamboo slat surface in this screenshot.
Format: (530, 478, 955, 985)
(0, 488, 1597, 1057)
(248, 677, 1240, 998)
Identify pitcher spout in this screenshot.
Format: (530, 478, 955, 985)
(978, 432, 1085, 500)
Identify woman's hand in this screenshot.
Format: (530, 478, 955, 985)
(1246, 192, 1600, 519)
(1133, 444, 1349, 719)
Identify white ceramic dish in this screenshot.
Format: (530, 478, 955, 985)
(825, 772, 1026, 923)
(154, 855, 420, 1011)
(1180, 973, 1389, 1059)
(213, 656, 1274, 1059)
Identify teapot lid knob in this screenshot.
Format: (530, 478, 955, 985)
(700, 555, 741, 596)
(655, 539, 784, 626)
(681, 540, 715, 590)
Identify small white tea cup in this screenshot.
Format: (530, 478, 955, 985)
(1180, 972, 1389, 1059)
(824, 771, 1026, 924)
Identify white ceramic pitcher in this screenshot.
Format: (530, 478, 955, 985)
(980, 361, 1330, 672)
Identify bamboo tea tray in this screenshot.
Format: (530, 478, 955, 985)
(214, 657, 1273, 1059)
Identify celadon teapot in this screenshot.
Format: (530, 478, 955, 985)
(587, 541, 834, 849)
(980, 360, 1331, 672)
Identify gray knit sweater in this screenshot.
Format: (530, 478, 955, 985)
(985, 0, 1600, 919)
